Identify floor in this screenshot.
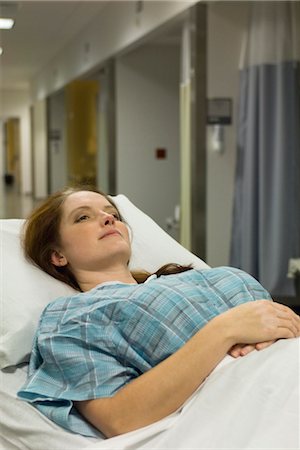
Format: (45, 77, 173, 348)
(0, 180, 41, 219)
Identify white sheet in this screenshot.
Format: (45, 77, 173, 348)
(84, 338, 300, 450)
(0, 365, 97, 450)
(2, 339, 299, 450)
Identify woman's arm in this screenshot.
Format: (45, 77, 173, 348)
(75, 300, 300, 438)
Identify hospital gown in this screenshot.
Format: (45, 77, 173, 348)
(18, 267, 272, 437)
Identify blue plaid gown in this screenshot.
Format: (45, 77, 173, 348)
(18, 267, 272, 437)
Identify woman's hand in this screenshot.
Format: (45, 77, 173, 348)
(229, 340, 276, 358)
(223, 300, 300, 347)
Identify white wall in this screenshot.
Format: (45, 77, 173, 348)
(0, 89, 31, 194)
(32, 99, 48, 199)
(31, 1, 196, 102)
(0, 2, 195, 197)
(116, 44, 180, 232)
(206, 2, 250, 267)
(48, 91, 67, 193)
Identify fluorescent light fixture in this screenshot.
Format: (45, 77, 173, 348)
(0, 18, 15, 29)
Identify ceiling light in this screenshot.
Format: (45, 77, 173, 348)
(0, 18, 14, 29)
(0, 47, 3, 55)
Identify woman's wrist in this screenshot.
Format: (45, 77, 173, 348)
(208, 311, 238, 349)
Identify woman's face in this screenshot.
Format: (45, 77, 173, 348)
(52, 191, 131, 272)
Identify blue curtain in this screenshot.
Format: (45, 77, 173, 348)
(231, 3, 300, 297)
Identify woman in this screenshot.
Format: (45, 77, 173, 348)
(18, 187, 300, 438)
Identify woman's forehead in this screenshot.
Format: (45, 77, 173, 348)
(63, 191, 112, 212)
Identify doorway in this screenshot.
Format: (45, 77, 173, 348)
(3, 117, 21, 190)
(115, 32, 182, 241)
(47, 90, 67, 194)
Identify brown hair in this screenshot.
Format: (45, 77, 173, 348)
(23, 186, 192, 291)
(132, 263, 193, 284)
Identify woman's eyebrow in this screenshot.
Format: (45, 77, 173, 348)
(68, 204, 116, 219)
(68, 205, 92, 219)
(103, 205, 118, 212)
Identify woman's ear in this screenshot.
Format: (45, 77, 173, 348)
(51, 250, 68, 267)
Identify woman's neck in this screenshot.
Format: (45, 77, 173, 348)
(77, 267, 138, 292)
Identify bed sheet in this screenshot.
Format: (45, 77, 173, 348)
(84, 338, 300, 450)
(1, 339, 299, 450)
(0, 364, 97, 450)
(0, 350, 234, 449)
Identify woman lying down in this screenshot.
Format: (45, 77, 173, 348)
(18, 187, 300, 439)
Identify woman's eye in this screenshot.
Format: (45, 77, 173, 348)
(108, 209, 121, 220)
(75, 215, 89, 223)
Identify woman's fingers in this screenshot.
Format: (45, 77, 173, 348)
(239, 344, 256, 356)
(227, 302, 300, 358)
(227, 300, 300, 344)
(229, 340, 277, 358)
(275, 305, 300, 337)
(272, 302, 300, 325)
(280, 318, 300, 337)
(255, 340, 276, 351)
(228, 345, 239, 358)
(228, 343, 256, 358)
(259, 302, 300, 339)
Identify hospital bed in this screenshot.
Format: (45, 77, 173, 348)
(1, 195, 299, 450)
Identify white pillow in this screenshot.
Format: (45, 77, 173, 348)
(0, 195, 208, 368)
(113, 195, 209, 272)
(0, 219, 76, 369)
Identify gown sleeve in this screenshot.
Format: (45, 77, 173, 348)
(17, 299, 141, 437)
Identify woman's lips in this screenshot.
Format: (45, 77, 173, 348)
(100, 230, 121, 239)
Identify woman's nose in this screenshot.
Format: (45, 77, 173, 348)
(100, 211, 115, 226)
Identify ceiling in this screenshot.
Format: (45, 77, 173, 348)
(0, 1, 108, 90)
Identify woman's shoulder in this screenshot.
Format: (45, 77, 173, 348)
(161, 266, 252, 284)
(191, 266, 249, 276)
(44, 290, 85, 311)
(167, 266, 241, 277)
(38, 283, 139, 330)
(37, 290, 89, 328)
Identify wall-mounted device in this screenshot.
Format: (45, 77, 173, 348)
(207, 98, 232, 153)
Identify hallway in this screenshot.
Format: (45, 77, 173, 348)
(0, 180, 40, 219)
